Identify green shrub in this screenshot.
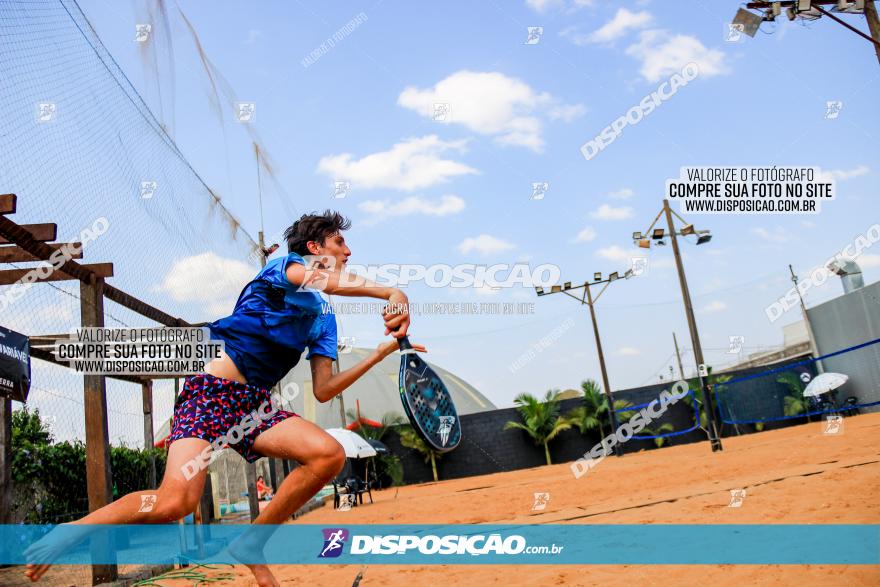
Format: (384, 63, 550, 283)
(11, 407, 167, 523)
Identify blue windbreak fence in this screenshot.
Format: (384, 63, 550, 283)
(613, 389, 700, 440)
(715, 338, 880, 425)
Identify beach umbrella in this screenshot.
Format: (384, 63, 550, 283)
(803, 372, 849, 397)
(325, 428, 377, 459)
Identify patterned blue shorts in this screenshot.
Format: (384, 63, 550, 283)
(168, 373, 298, 463)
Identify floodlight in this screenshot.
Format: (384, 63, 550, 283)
(834, 0, 865, 13)
(551, 285, 562, 293)
(787, 6, 798, 20)
(771, 2, 782, 16)
(797, 0, 810, 11)
(637, 239, 651, 249)
(680, 224, 695, 236)
(535, 286, 545, 296)
(656, 240, 667, 246)
(652, 228, 665, 239)
(624, 269, 634, 279)
(827, 260, 847, 276)
(593, 272, 602, 281)
(563, 281, 572, 290)
(632, 231, 643, 240)
(731, 7, 763, 37)
(696, 233, 713, 245)
(609, 272, 619, 281)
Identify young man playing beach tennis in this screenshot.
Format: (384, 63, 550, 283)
(24, 210, 424, 586)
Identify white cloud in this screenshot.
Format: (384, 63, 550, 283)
(751, 227, 791, 243)
(595, 245, 630, 262)
(457, 234, 515, 256)
(155, 252, 254, 316)
(625, 30, 728, 82)
(608, 187, 634, 199)
(527, 0, 593, 13)
(590, 203, 634, 220)
(475, 283, 502, 296)
(548, 103, 587, 122)
(0, 299, 74, 338)
(397, 71, 584, 152)
(526, 0, 562, 11)
(616, 346, 641, 356)
(816, 165, 870, 182)
(359, 194, 465, 222)
(572, 226, 597, 243)
(700, 300, 728, 314)
(317, 135, 477, 192)
(586, 8, 653, 44)
(854, 253, 880, 268)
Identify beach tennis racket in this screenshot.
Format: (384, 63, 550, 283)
(396, 335, 461, 452)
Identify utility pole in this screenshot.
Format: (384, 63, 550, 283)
(584, 281, 622, 456)
(535, 270, 634, 456)
(663, 200, 723, 452)
(788, 265, 825, 374)
(673, 332, 685, 381)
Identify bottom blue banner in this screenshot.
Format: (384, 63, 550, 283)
(2, 524, 877, 565)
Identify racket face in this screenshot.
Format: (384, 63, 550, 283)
(398, 353, 461, 452)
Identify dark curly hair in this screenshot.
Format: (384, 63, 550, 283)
(283, 210, 351, 256)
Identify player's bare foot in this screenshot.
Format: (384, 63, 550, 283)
(243, 563, 280, 587)
(23, 523, 90, 582)
(227, 528, 280, 587)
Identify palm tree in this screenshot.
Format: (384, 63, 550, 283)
(567, 379, 608, 438)
(397, 425, 443, 482)
(778, 372, 811, 421)
(504, 389, 572, 465)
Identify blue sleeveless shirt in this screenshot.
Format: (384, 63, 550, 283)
(207, 252, 337, 390)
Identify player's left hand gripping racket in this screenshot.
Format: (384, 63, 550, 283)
(397, 335, 461, 452)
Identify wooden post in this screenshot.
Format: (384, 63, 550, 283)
(142, 380, 157, 489)
(245, 461, 260, 521)
(0, 398, 12, 524)
(80, 277, 117, 585)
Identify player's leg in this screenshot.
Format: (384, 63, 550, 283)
(23, 437, 210, 582)
(249, 415, 346, 522)
(225, 417, 344, 587)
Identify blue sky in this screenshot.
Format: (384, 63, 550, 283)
(78, 0, 879, 409)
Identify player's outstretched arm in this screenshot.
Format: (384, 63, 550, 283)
(286, 261, 411, 338)
(309, 340, 427, 403)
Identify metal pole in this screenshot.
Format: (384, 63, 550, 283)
(789, 265, 825, 374)
(244, 231, 268, 521)
(866, 1, 880, 74)
(673, 332, 685, 380)
(585, 282, 622, 456)
(663, 200, 723, 452)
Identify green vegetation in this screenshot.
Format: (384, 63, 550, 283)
(11, 406, 166, 523)
(505, 390, 572, 465)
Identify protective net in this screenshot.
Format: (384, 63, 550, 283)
(715, 338, 880, 425)
(0, 0, 262, 452)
